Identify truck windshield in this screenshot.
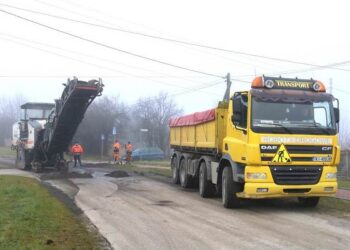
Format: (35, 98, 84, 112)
(21, 109, 52, 120)
(251, 97, 336, 135)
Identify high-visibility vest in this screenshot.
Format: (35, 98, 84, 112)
(126, 144, 133, 152)
(71, 144, 84, 154)
(114, 142, 121, 152)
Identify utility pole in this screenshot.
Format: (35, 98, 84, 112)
(329, 78, 333, 94)
(100, 134, 105, 161)
(223, 73, 232, 102)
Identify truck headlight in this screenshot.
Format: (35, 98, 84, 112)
(325, 173, 337, 179)
(247, 172, 267, 180)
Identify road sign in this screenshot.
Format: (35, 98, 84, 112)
(112, 127, 117, 135)
(101, 134, 105, 141)
(140, 129, 149, 132)
(272, 144, 291, 163)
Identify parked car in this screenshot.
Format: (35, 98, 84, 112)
(123, 147, 165, 161)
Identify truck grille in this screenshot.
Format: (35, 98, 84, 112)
(260, 145, 333, 154)
(270, 166, 322, 185)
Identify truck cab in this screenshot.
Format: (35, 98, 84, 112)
(13, 102, 54, 147)
(12, 102, 54, 169)
(223, 76, 339, 206)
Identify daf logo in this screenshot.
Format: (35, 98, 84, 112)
(321, 147, 332, 151)
(261, 145, 278, 150)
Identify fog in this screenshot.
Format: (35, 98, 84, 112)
(1, 0, 349, 142)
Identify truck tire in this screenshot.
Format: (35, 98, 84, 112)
(222, 167, 241, 208)
(171, 156, 180, 184)
(199, 161, 215, 197)
(179, 158, 192, 188)
(32, 161, 43, 173)
(297, 197, 320, 207)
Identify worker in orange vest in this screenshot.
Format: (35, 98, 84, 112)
(125, 141, 133, 164)
(71, 143, 84, 167)
(113, 139, 121, 164)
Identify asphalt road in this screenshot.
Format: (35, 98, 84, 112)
(70, 170, 350, 250)
(0, 157, 15, 167)
(2, 164, 350, 250)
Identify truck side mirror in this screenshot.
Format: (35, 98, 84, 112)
(232, 114, 241, 125)
(232, 97, 242, 126)
(334, 108, 340, 123)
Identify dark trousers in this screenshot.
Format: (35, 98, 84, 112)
(74, 154, 82, 167)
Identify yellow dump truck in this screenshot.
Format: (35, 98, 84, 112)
(169, 76, 340, 208)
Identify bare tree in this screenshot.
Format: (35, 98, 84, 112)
(0, 95, 26, 146)
(132, 92, 182, 153)
(74, 96, 129, 155)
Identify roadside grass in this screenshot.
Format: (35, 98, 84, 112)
(0, 176, 100, 249)
(0, 146, 14, 158)
(119, 163, 171, 177)
(338, 180, 350, 189)
(318, 197, 350, 218)
(136, 160, 170, 167)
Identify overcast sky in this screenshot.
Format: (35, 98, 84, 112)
(1, 0, 349, 124)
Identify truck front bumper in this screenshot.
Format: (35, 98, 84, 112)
(237, 182, 337, 198)
(237, 165, 337, 199)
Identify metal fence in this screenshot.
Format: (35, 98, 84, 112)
(338, 151, 350, 180)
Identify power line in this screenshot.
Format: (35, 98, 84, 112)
(0, 8, 224, 78)
(333, 87, 350, 97)
(171, 75, 251, 97)
(0, 35, 223, 95)
(1, 3, 350, 72)
(229, 60, 350, 83)
(0, 36, 131, 75)
(0, 3, 280, 71)
(31, 0, 115, 26)
(259, 61, 350, 77)
(0, 74, 218, 79)
(0, 32, 217, 84)
(171, 80, 224, 97)
(33, 1, 292, 72)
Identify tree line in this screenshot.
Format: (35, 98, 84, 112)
(74, 92, 182, 156)
(0, 95, 26, 146)
(0, 92, 182, 157)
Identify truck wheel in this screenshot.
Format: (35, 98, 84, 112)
(222, 167, 241, 208)
(199, 161, 214, 197)
(298, 197, 320, 207)
(32, 161, 43, 173)
(171, 156, 180, 184)
(179, 158, 192, 188)
(57, 160, 68, 173)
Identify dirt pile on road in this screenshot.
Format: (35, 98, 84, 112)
(105, 170, 129, 178)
